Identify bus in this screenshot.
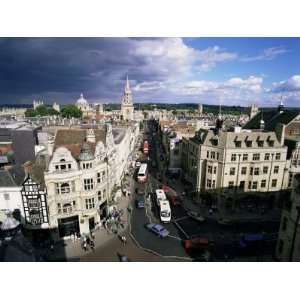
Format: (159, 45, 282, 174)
(155, 189, 167, 206)
(159, 200, 171, 223)
(137, 163, 148, 183)
(143, 140, 149, 154)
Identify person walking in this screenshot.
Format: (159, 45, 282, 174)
(90, 240, 95, 252)
(83, 241, 87, 252)
(91, 231, 95, 240)
(121, 235, 127, 246)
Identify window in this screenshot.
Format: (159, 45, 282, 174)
(257, 140, 264, 147)
(55, 183, 60, 194)
(263, 166, 269, 174)
(103, 189, 106, 199)
(269, 141, 274, 147)
(242, 154, 248, 161)
(3, 193, 10, 200)
(246, 141, 252, 147)
(85, 198, 95, 210)
(213, 166, 217, 174)
(288, 174, 293, 187)
(250, 167, 253, 175)
(231, 154, 237, 161)
(253, 153, 260, 161)
(275, 153, 281, 160)
(61, 183, 70, 194)
(264, 153, 270, 161)
(271, 179, 277, 188)
(55, 165, 59, 170)
(98, 191, 102, 202)
(216, 153, 219, 160)
(282, 217, 288, 231)
(68, 164, 71, 169)
(239, 181, 245, 189)
(97, 172, 101, 183)
(230, 167, 236, 175)
(207, 166, 212, 174)
(206, 179, 212, 188)
(252, 181, 258, 190)
(84, 178, 94, 191)
(248, 181, 252, 189)
(207, 151, 209, 158)
(274, 166, 279, 174)
(235, 141, 241, 148)
(211, 152, 215, 159)
(212, 180, 216, 188)
(228, 181, 234, 189)
(241, 167, 247, 175)
(261, 180, 266, 188)
(254, 168, 260, 175)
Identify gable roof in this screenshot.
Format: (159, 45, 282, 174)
(243, 110, 299, 131)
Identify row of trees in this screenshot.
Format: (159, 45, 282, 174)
(25, 105, 83, 119)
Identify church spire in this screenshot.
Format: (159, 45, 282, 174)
(125, 74, 131, 92)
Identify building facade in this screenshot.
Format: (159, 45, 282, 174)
(181, 125, 289, 209)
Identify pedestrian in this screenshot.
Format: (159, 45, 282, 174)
(121, 235, 127, 246)
(83, 241, 87, 252)
(91, 231, 95, 240)
(86, 236, 91, 245)
(90, 240, 95, 252)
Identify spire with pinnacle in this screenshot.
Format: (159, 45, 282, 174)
(125, 74, 131, 92)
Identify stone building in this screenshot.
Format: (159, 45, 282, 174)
(181, 121, 289, 209)
(75, 93, 94, 118)
(276, 174, 300, 261)
(44, 123, 136, 238)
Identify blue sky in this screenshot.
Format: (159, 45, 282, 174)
(0, 37, 299, 107)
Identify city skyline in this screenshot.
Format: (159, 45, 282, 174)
(0, 37, 300, 107)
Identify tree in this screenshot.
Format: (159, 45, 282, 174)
(25, 108, 37, 117)
(35, 105, 49, 116)
(61, 104, 82, 119)
(172, 110, 177, 115)
(47, 108, 60, 116)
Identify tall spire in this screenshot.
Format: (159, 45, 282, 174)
(125, 74, 130, 92)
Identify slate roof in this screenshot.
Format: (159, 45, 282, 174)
(243, 109, 299, 131)
(190, 128, 282, 149)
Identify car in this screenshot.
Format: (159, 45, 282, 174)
(145, 223, 170, 238)
(135, 187, 145, 195)
(135, 198, 145, 209)
(184, 237, 210, 250)
(187, 211, 206, 223)
(217, 218, 233, 225)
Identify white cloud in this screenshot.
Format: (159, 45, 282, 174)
(241, 46, 288, 62)
(271, 75, 300, 92)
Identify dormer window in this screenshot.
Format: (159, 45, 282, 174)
(257, 140, 264, 147)
(246, 140, 252, 147)
(235, 141, 241, 148)
(268, 140, 274, 147)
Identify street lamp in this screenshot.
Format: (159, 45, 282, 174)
(289, 205, 300, 261)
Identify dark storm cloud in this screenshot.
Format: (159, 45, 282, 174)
(0, 37, 169, 104)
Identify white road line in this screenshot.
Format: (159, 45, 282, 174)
(173, 221, 189, 239)
(174, 216, 189, 222)
(168, 235, 182, 241)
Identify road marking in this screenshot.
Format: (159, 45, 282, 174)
(173, 221, 189, 239)
(168, 234, 182, 241)
(174, 216, 189, 222)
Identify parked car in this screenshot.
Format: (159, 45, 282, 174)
(145, 223, 170, 238)
(187, 211, 206, 223)
(135, 197, 145, 209)
(184, 237, 210, 250)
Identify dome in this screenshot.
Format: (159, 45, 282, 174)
(76, 93, 88, 105)
(78, 143, 94, 161)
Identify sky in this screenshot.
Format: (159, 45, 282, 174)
(0, 37, 300, 107)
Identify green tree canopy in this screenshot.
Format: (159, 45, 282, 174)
(25, 108, 37, 117)
(61, 105, 82, 119)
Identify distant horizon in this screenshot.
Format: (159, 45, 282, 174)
(1, 37, 300, 107)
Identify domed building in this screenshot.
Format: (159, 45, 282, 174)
(75, 93, 94, 117)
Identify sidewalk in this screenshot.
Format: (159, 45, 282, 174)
(47, 177, 135, 261)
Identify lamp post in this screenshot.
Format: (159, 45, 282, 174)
(289, 205, 300, 262)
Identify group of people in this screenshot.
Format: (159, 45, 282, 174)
(81, 231, 96, 252)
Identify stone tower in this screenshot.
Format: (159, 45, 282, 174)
(249, 104, 259, 119)
(121, 75, 134, 121)
(198, 103, 203, 115)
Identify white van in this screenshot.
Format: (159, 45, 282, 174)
(160, 200, 171, 223)
(155, 189, 167, 207)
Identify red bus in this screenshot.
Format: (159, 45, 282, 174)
(143, 140, 149, 154)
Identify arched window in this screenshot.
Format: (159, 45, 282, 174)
(61, 183, 70, 194)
